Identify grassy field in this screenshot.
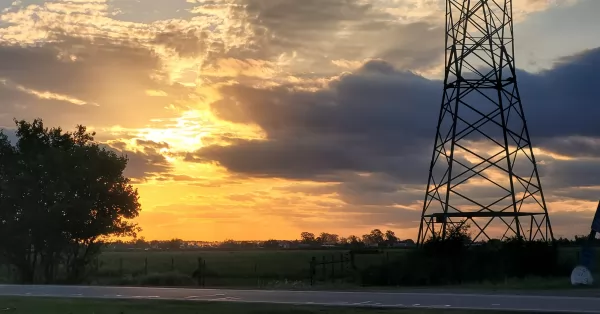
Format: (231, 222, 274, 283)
(93, 249, 409, 287)
(0, 247, 586, 289)
(87, 247, 584, 288)
(0, 297, 524, 314)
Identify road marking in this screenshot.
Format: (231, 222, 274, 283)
(184, 296, 200, 299)
(413, 304, 420, 306)
(212, 297, 240, 301)
(353, 301, 371, 305)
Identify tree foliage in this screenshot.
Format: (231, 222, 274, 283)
(0, 119, 141, 283)
(360, 224, 570, 287)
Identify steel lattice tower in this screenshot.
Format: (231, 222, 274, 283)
(416, 0, 554, 244)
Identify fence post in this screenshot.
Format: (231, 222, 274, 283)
(321, 256, 326, 281)
(310, 257, 316, 286)
(340, 253, 344, 276)
(255, 263, 260, 288)
(144, 257, 148, 275)
(331, 255, 335, 283)
(202, 259, 206, 287)
(171, 257, 174, 271)
(196, 257, 203, 286)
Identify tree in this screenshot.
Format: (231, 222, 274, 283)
(0, 119, 141, 283)
(300, 232, 316, 244)
(347, 235, 360, 244)
(166, 239, 184, 250)
(362, 229, 385, 246)
(319, 232, 339, 245)
(385, 230, 398, 245)
(263, 239, 280, 249)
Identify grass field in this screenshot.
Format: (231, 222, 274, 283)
(0, 297, 523, 314)
(87, 247, 584, 288)
(94, 249, 407, 287)
(0, 247, 586, 289)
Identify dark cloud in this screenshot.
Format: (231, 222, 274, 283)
(0, 35, 195, 128)
(185, 47, 600, 232)
(104, 141, 172, 181)
(152, 28, 208, 58)
(189, 61, 439, 182)
(197, 46, 600, 236)
(201, 0, 445, 73)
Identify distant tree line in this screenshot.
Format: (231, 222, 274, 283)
(298, 229, 414, 247)
(0, 119, 141, 284)
(105, 230, 595, 252)
(105, 229, 418, 252)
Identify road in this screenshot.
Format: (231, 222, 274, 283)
(0, 285, 599, 313)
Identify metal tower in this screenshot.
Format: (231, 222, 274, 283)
(416, 0, 553, 244)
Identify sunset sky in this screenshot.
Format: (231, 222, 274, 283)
(2, 0, 600, 241)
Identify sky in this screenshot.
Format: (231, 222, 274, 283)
(1, 0, 600, 241)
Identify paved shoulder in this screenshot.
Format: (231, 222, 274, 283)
(0, 285, 598, 313)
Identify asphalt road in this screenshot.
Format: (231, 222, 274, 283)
(0, 285, 599, 313)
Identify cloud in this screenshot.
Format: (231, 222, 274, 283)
(0, 35, 197, 128)
(104, 139, 173, 181)
(183, 46, 600, 237)
(0, 0, 592, 240)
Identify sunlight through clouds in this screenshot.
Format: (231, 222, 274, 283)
(0, 0, 596, 241)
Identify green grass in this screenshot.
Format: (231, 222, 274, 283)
(85, 247, 586, 289)
(0, 297, 519, 314)
(94, 250, 408, 287)
(0, 247, 587, 290)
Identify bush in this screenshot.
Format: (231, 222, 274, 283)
(360, 226, 574, 286)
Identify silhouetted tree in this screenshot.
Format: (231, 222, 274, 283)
(319, 232, 339, 245)
(262, 239, 280, 249)
(363, 229, 385, 246)
(220, 239, 239, 249)
(166, 239, 184, 250)
(347, 235, 361, 244)
(384, 230, 398, 245)
(300, 232, 316, 244)
(0, 119, 141, 283)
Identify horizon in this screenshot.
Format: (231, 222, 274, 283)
(2, 0, 600, 241)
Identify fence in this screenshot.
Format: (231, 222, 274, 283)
(309, 253, 354, 285)
(89, 253, 311, 288)
(0, 249, 409, 287)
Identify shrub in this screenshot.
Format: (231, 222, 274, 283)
(360, 226, 573, 287)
